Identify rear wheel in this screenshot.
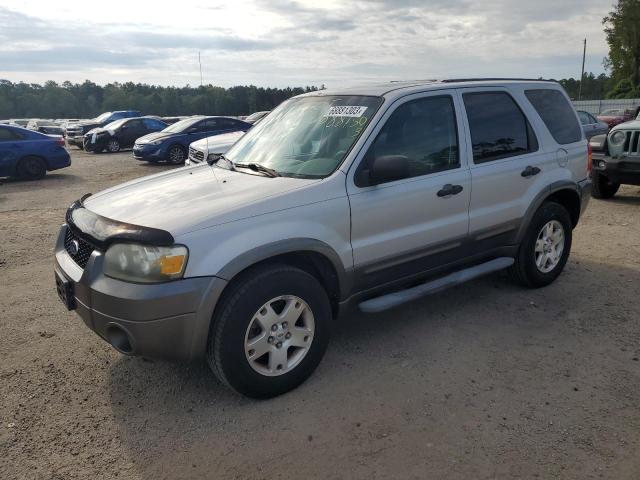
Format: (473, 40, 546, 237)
(17, 156, 46, 180)
(207, 264, 331, 398)
(167, 144, 186, 164)
(509, 202, 572, 288)
(591, 171, 620, 199)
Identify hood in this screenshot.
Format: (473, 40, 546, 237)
(83, 165, 318, 237)
(611, 119, 640, 131)
(191, 131, 245, 152)
(137, 131, 176, 143)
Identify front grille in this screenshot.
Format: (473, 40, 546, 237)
(64, 228, 95, 269)
(622, 131, 640, 155)
(189, 146, 204, 163)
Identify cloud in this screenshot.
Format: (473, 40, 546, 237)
(0, 1, 610, 87)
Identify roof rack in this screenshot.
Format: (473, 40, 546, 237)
(441, 78, 556, 83)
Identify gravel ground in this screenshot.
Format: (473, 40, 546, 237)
(1, 148, 640, 480)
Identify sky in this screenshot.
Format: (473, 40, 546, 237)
(0, 0, 611, 88)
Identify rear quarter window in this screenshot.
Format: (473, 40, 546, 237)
(525, 89, 582, 144)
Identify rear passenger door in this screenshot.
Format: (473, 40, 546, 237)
(458, 87, 549, 250)
(347, 90, 471, 291)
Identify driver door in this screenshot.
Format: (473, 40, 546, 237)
(347, 90, 471, 291)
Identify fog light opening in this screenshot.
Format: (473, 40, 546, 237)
(105, 325, 133, 354)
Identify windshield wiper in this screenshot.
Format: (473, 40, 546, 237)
(234, 162, 280, 177)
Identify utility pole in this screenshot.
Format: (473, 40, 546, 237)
(578, 38, 586, 100)
(198, 51, 204, 86)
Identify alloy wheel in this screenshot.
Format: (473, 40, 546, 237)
(534, 220, 565, 273)
(244, 295, 315, 376)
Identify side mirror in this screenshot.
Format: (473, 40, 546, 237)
(120, 125, 128, 130)
(187, 127, 199, 134)
(206, 153, 221, 165)
(368, 155, 410, 185)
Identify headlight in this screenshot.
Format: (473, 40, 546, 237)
(104, 243, 188, 283)
(610, 131, 626, 145)
(150, 139, 165, 146)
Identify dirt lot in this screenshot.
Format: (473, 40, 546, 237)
(1, 148, 640, 480)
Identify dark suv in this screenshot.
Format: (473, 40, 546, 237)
(83, 117, 167, 153)
(66, 111, 141, 148)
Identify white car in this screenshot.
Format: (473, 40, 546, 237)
(187, 130, 246, 165)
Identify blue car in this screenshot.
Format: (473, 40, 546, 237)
(0, 125, 71, 179)
(133, 116, 251, 164)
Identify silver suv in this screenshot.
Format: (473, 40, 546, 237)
(54, 79, 591, 398)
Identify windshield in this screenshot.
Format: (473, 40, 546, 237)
(225, 96, 383, 178)
(600, 109, 623, 116)
(245, 111, 269, 122)
(162, 117, 202, 133)
(103, 119, 128, 130)
(95, 112, 113, 122)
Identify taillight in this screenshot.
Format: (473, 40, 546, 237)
(587, 143, 593, 174)
(56, 137, 65, 147)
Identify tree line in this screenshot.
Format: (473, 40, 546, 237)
(0, 80, 319, 119)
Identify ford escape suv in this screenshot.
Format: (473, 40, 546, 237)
(54, 79, 591, 398)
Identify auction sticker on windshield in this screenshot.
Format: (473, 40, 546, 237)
(326, 106, 368, 117)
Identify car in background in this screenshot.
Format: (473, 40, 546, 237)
(592, 110, 640, 199)
(186, 130, 246, 165)
(577, 110, 609, 140)
(133, 116, 251, 164)
(244, 111, 270, 124)
(0, 124, 70, 179)
(27, 120, 65, 137)
(83, 117, 167, 153)
(66, 110, 142, 148)
(9, 119, 30, 127)
(161, 116, 189, 125)
(596, 108, 635, 129)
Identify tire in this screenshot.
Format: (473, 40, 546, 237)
(207, 264, 332, 398)
(591, 171, 620, 199)
(106, 139, 121, 153)
(167, 144, 186, 164)
(509, 201, 572, 288)
(16, 156, 46, 180)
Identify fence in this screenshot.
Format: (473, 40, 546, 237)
(572, 98, 640, 115)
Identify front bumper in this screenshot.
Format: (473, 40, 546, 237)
(54, 225, 227, 361)
(133, 143, 166, 161)
(592, 154, 640, 186)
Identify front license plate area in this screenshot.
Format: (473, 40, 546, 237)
(55, 271, 76, 311)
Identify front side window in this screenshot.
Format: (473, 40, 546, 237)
(463, 92, 538, 164)
(225, 95, 383, 178)
(143, 119, 165, 130)
(577, 111, 591, 125)
(525, 89, 582, 144)
(357, 95, 459, 185)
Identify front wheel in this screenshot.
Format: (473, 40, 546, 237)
(207, 264, 331, 398)
(591, 171, 620, 199)
(106, 139, 121, 153)
(167, 144, 186, 164)
(509, 202, 572, 288)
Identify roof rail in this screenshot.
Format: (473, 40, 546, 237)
(441, 78, 556, 83)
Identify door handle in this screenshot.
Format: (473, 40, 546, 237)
(521, 166, 541, 178)
(437, 184, 463, 197)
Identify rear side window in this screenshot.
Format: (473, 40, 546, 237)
(0, 128, 21, 140)
(525, 89, 582, 144)
(463, 92, 538, 164)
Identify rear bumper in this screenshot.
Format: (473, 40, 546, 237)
(67, 135, 84, 147)
(54, 225, 227, 361)
(578, 177, 592, 215)
(593, 154, 640, 186)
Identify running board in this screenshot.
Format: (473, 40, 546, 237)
(358, 257, 514, 313)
